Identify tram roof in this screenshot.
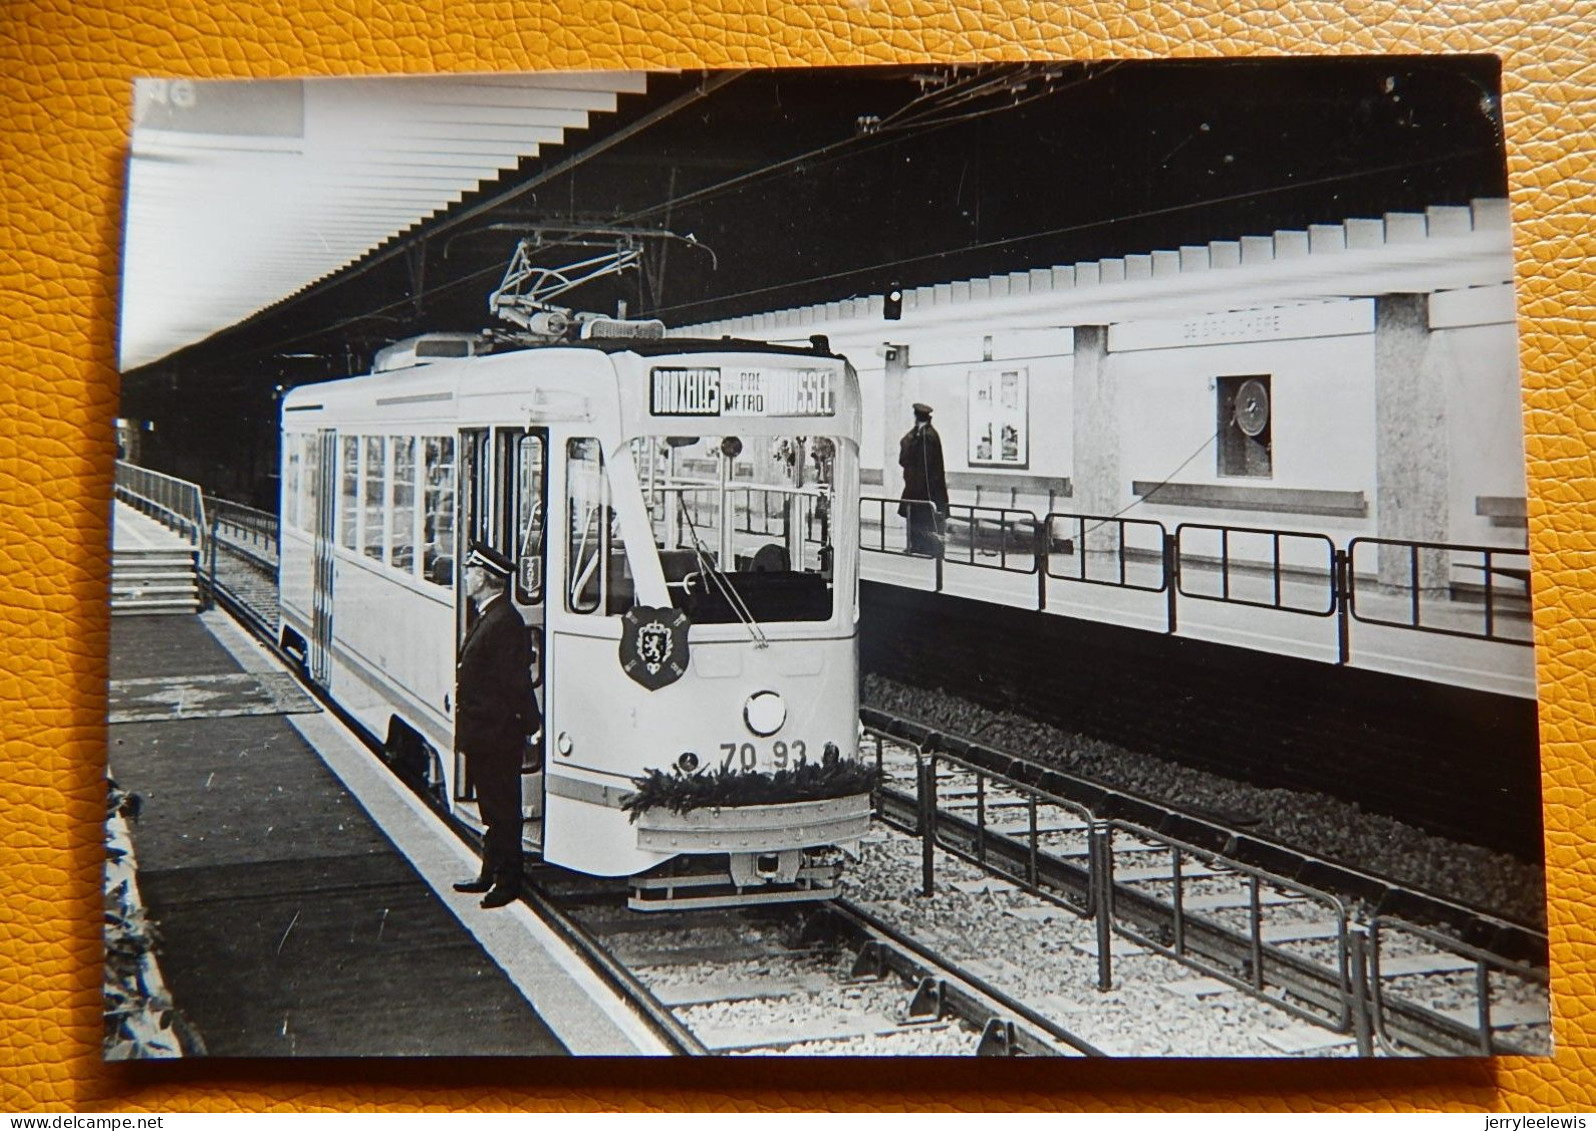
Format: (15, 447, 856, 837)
(281, 333, 849, 404)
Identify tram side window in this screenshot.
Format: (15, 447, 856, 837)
(422, 436, 455, 587)
(515, 434, 544, 603)
(565, 438, 632, 616)
(391, 436, 416, 574)
(339, 436, 359, 550)
(284, 439, 301, 531)
(300, 434, 320, 535)
(363, 437, 387, 562)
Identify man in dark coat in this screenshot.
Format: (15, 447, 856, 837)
(452, 543, 539, 909)
(898, 402, 949, 556)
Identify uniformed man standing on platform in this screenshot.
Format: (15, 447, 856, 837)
(452, 543, 539, 909)
(898, 402, 949, 557)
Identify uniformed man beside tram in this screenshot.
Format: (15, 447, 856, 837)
(898, 402, 949, 557)
(452, 543, 539, 910)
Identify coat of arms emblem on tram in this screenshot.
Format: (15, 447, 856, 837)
(619, 606, 691, 690)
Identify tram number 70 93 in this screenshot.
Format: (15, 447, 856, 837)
(719, 739, 808, 773)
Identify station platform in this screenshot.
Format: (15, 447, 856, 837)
(107, 605, 667, 1057)
(860, 541, 1537, 701)
(113, 500, 195, 552)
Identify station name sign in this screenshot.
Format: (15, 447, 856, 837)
(1107, 299, 1375, 353)
(650, 366, 835, 417)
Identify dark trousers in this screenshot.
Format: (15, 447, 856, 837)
(906, 503, 944, 557)
(469, 754, 524, 887)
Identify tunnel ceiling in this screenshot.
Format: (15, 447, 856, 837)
(119, 57, 1507, 400)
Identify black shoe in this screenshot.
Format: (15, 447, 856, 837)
(479, 884, 520, 909)
(453, 877, 493, 894)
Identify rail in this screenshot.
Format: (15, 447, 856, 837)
(1367, 916, 1549, 1057)
(142, 470, 1532, 665)
(1174, 523, 1338, 617)
(192, 535, 1551, 1058)
(1101, 818, 1356, 1037)
(862, 707, 1550, 1057)
(1347, 537, 1533, 644)
(114, 460, 207, 545)
(860, 499, 1532, 663)
(206, 496, 280, 568)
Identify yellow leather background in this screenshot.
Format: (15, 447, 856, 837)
(2, 0, 1591, 1112)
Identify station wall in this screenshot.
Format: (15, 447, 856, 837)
(682, 199, 1527, 559)
(860, 579, 1544, 860)
(1106, 315, 1379, 547)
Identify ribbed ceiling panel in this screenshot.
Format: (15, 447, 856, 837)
(118, 72, 647, 372)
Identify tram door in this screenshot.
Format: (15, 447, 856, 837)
(454, 428, 548, 834)
(308, 428, 338, 687)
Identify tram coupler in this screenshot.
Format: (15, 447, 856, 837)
(627, 850, 841, 911)
(728, 848, 802, 886)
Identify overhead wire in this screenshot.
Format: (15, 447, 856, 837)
(221, 64, 1121, 362)
(642, 144, 1498, 320)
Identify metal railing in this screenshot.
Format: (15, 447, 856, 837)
(1367, 916, 1549, 1056)
(1175, 523, 1338, 617)
(1044, 513, 1169, 593)
(206, 496, 280, 568)
(942, 503, 1043, 574)
(877, 735, 1369, 1048)
(118, 460, 1534, 665)
(1101, 819, 1356, 1037)
(861, 499, 1533, 663)
(1347, 537, 1533, 644)
(114, 460, 207, 545)
(870, 724, 1549, 1056)
(901, 746, 1098, 919)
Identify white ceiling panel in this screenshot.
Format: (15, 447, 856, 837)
(119, 72, 645, 372)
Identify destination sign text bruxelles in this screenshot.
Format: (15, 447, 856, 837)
(650, 367, 835, 417)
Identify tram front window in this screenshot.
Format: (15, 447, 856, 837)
(634, 434, 837, 624)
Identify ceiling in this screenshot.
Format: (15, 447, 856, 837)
(118, 59, 1509, 389)
(118, 71, 649, 371)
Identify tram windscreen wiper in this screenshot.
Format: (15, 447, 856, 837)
(679, 505, 769, 648)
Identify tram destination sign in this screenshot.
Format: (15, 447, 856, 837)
(650, 365, 835, 418)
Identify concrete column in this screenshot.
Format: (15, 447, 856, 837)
(1374, 293, 1450, 590)
(1070, 326, 1119, 553)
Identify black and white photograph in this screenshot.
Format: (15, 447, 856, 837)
(106, 59, 1548, 1059)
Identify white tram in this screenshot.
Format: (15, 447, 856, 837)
(278, 325, 868, 908)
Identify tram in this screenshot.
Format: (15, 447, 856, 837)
(277, 318, 869, 908)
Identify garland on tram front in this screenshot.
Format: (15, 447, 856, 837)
(620, 748, 879, 821)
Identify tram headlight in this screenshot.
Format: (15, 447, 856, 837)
(823, 741, 841, 767)
(677, 751, 700, 774)
(743, 690, 786, 737)
(556, 732, 573, 757)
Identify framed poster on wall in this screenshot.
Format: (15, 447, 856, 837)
(968, 365, 1029, 468)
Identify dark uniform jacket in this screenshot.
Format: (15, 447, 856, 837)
(455, 594, 538, 764)
(898, 421, 949, 517)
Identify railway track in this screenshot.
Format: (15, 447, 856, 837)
(527, 867, 1107, 1056)
(860, 712, 1551, 1056)
(201, 543, 1105, 1056)
(203, 533, 1550, 1057)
